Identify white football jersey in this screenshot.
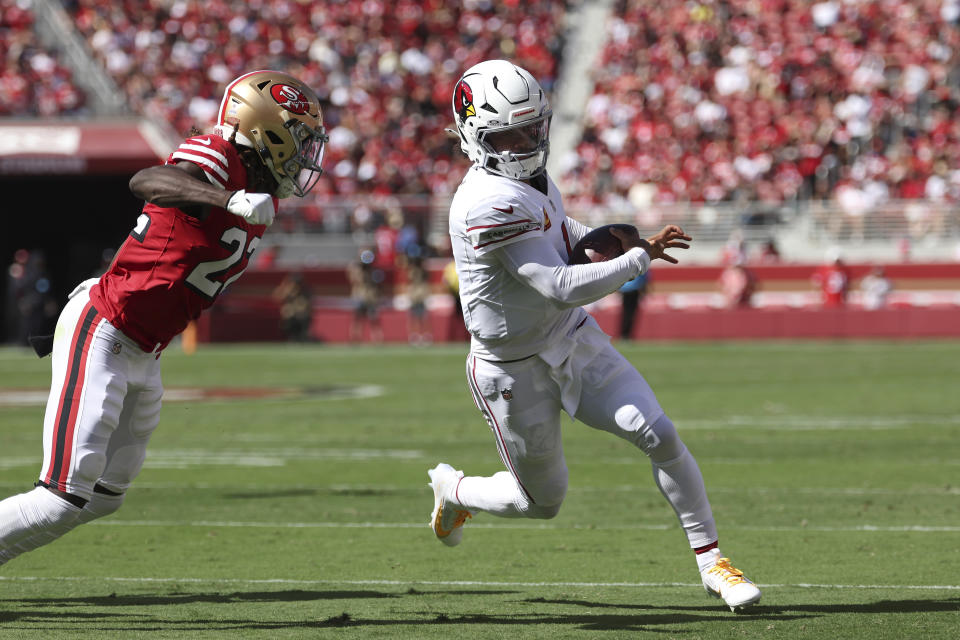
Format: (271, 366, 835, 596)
(449, 166, 590, 361)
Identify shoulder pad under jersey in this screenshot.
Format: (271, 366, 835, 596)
(168, 134, 240, 190)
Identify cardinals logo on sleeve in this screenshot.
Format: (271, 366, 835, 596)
(466, 202, 543, 252)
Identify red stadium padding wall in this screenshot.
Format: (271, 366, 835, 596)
(593, 306, 960, 340)
(198, 303, 960, 343)
(195, 262, 960, 344)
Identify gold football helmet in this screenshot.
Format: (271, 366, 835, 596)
(215, 70, 328, 198)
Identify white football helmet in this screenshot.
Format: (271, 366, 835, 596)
(452, 60, 552, 180)
(214, 70, 328, 198)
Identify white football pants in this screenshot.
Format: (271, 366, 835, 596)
(456, 319, 718, 549)
(40, 283, 163, 499)
(0, 283, 162, 565)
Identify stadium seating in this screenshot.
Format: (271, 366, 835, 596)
(41, 1, 960, 249)
(0, 2, 86, 116)
(558, 0, 960, 223)
(66, 0, 567, 211)
(7, 1, 959, 346)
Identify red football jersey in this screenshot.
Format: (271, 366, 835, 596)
(90, 134, 277, 352)
(813, 264, 850, 307)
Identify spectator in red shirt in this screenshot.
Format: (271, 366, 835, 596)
(813, 249, 851, 307)
(756, 238, 782, 264)
(720, 262, 756, 308)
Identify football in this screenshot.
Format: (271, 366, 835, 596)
(568, 223, 637, 264)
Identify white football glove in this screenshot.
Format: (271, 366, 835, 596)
(226, 190, 275, 226)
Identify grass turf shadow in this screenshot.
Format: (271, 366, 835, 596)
(2, 590, 955, 632)
(528, 595, 960, 616)
(0, 587, 806, 632)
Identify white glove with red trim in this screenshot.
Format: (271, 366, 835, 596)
(226, 190, 275, 226)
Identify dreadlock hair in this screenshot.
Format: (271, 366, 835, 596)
(227, 123, 277, 194)
(186, 123, 277, 194)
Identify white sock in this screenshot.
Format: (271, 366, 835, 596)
(6, 490, 127, 564)
(696, 547, 722, 573)
(455, 471, 530, 517)
(0, 487, 83, 566)
(651, 445, 719, 549)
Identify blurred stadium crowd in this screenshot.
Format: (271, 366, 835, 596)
(3, 0, 960, 345)
(1, 1, 84, 115)
(560, 0, 960, 243)
(3, 0, 960, 243)
(5, 1, 959, 193)
(567, 0, 960, 206)
(61, 0, 561, 200)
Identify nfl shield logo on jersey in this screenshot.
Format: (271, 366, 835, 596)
(501, 388, 513, 401)
(111, 341, 122, 355)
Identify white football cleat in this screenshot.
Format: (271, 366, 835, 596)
(428, 463, 472, 547)
(701, 555, 762, 612)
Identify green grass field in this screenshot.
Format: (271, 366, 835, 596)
(0, 339, 958, 639)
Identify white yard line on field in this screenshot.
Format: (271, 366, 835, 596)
(595, 485, 960, 496)
(0, 414, 956, 469)
(677, 414, 960, 430)
(86, 520, 960, 533)
(0, 450, 957, 470)
(0, 448, 426, 470)
(0, 384, 386, 408)
(0, 575, 957, 591)
(0, 481, 956, 497)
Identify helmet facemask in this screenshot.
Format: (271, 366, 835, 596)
(477, 114, 551, 180)
(253, 118, 328, 198)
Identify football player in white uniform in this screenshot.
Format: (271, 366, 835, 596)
(428, 60, 761, 612)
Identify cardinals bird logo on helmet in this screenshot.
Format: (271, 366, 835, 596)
(454, 79, 476, 123)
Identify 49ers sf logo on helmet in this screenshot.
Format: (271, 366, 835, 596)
(454, 79, 476, 123)
(270, 83, 310, 114)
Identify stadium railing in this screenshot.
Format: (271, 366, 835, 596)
(267, 195, 959, 266)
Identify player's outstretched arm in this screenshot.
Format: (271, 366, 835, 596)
(499, 235, 648, 308)
(611, 224, 692, 264)
(129, 163, 232, 210)
(130, 163, 275, 226)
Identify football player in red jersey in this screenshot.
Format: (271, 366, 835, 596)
(0, 70, 327, 566)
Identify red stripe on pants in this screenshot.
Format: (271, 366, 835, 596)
(44, 302, 100, 489)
